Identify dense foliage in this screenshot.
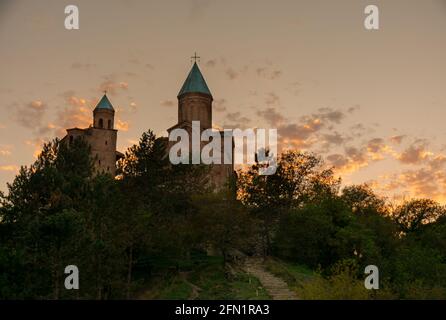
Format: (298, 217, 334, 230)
(0, 131, 445, 299)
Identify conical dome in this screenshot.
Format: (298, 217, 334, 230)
(178, 62, 212, 98)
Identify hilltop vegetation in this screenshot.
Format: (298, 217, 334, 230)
(1, 130, 445, 299)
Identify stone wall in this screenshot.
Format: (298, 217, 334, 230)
(66, 127, 118, 176)
(87, 127, 118, 176)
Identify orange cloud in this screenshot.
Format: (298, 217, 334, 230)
(0, 165, 19, 172)
(326, 151, 369, 176)
(99, 74, 130, 95)
(275, 107, 353, 155)
(119, 82, 129, 89)
(371, 165, 446, 204)
(325, 137, 397, 176)
(25, 138, 46, 159)
(66, 96, 87, 107)
(115, 119, 129, 131)
(0, 145, 12, 157)
(366, 138, 397, 161)
(129, 102, 137, 112)
(397, 140, 431, 164)
(56, 93, 93, 134)
(389, 135, 405, 145)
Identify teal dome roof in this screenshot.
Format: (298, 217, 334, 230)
(94, 94, 114, 111)
(178, 62, 212, 98)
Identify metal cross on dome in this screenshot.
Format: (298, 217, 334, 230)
(191, 52, 200, 64)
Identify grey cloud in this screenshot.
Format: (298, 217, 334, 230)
(226, 68, 239, 80)
(71, 62, 96, 70)
(323, 132, 346, 146)
(398, 140, 429, 164)
(257, 107, 285, 127)
(265, 92, 280, 107)
(367, 138, 385, 153)
(224, 112, 251, 128)
(326, 154, 349, 167)
(161, 100, 175, 107)
(345, 146, 368, 163)
(347, 105, 361, 113)
(256, 67, 282, 80)
(15, 100, 47, 129)
(213, 99, 227, 112)
(206, 59, 217, 68)
(314, 107, 345, 124)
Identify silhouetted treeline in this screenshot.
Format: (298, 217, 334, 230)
(0, 130, 445, 299)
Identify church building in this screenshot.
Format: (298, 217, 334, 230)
(61, 93, 123, 176)
(62, 59, 234, 189)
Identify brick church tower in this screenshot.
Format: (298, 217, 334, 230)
(177, 62, 213, 129)
(167, 61, 234, 189)
(62, 93, 122, 176)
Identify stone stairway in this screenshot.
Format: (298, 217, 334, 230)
(244, 258, 298, 300)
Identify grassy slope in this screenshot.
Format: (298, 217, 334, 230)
(137, 256, 270, 300)
(264, 258, 400, 299)
(137, 256, 442, 299)
(264, 257, 315, 293)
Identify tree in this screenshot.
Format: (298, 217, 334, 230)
(30, 209, 85, 299)
(274, 203, 335, 268)
(191, 192, 255, 265)
(118, 130, 167, 182)
(0, 137, 95, 298)
(237, 150, 340, 255)
(79, 174, 129, 299)
(393, 199, 446, 234)
(341, 184, 387, 216)
(116, 129, 212, 289)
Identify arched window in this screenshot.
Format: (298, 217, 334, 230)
(105, 140, 108, 145)
(99, 118, 104, 128)
(108, 120, 112, 129)
(69, 136, 74, 144)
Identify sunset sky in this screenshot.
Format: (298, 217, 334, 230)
(1, 0, 446, 202)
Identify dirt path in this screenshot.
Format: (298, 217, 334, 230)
(244, 258, 298, 300)
(179, 272, 202, 300)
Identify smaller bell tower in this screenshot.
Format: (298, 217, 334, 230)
(93, 92, 115, 129)
(64, 92, 121, 176)
(90, 92, 118, 174)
